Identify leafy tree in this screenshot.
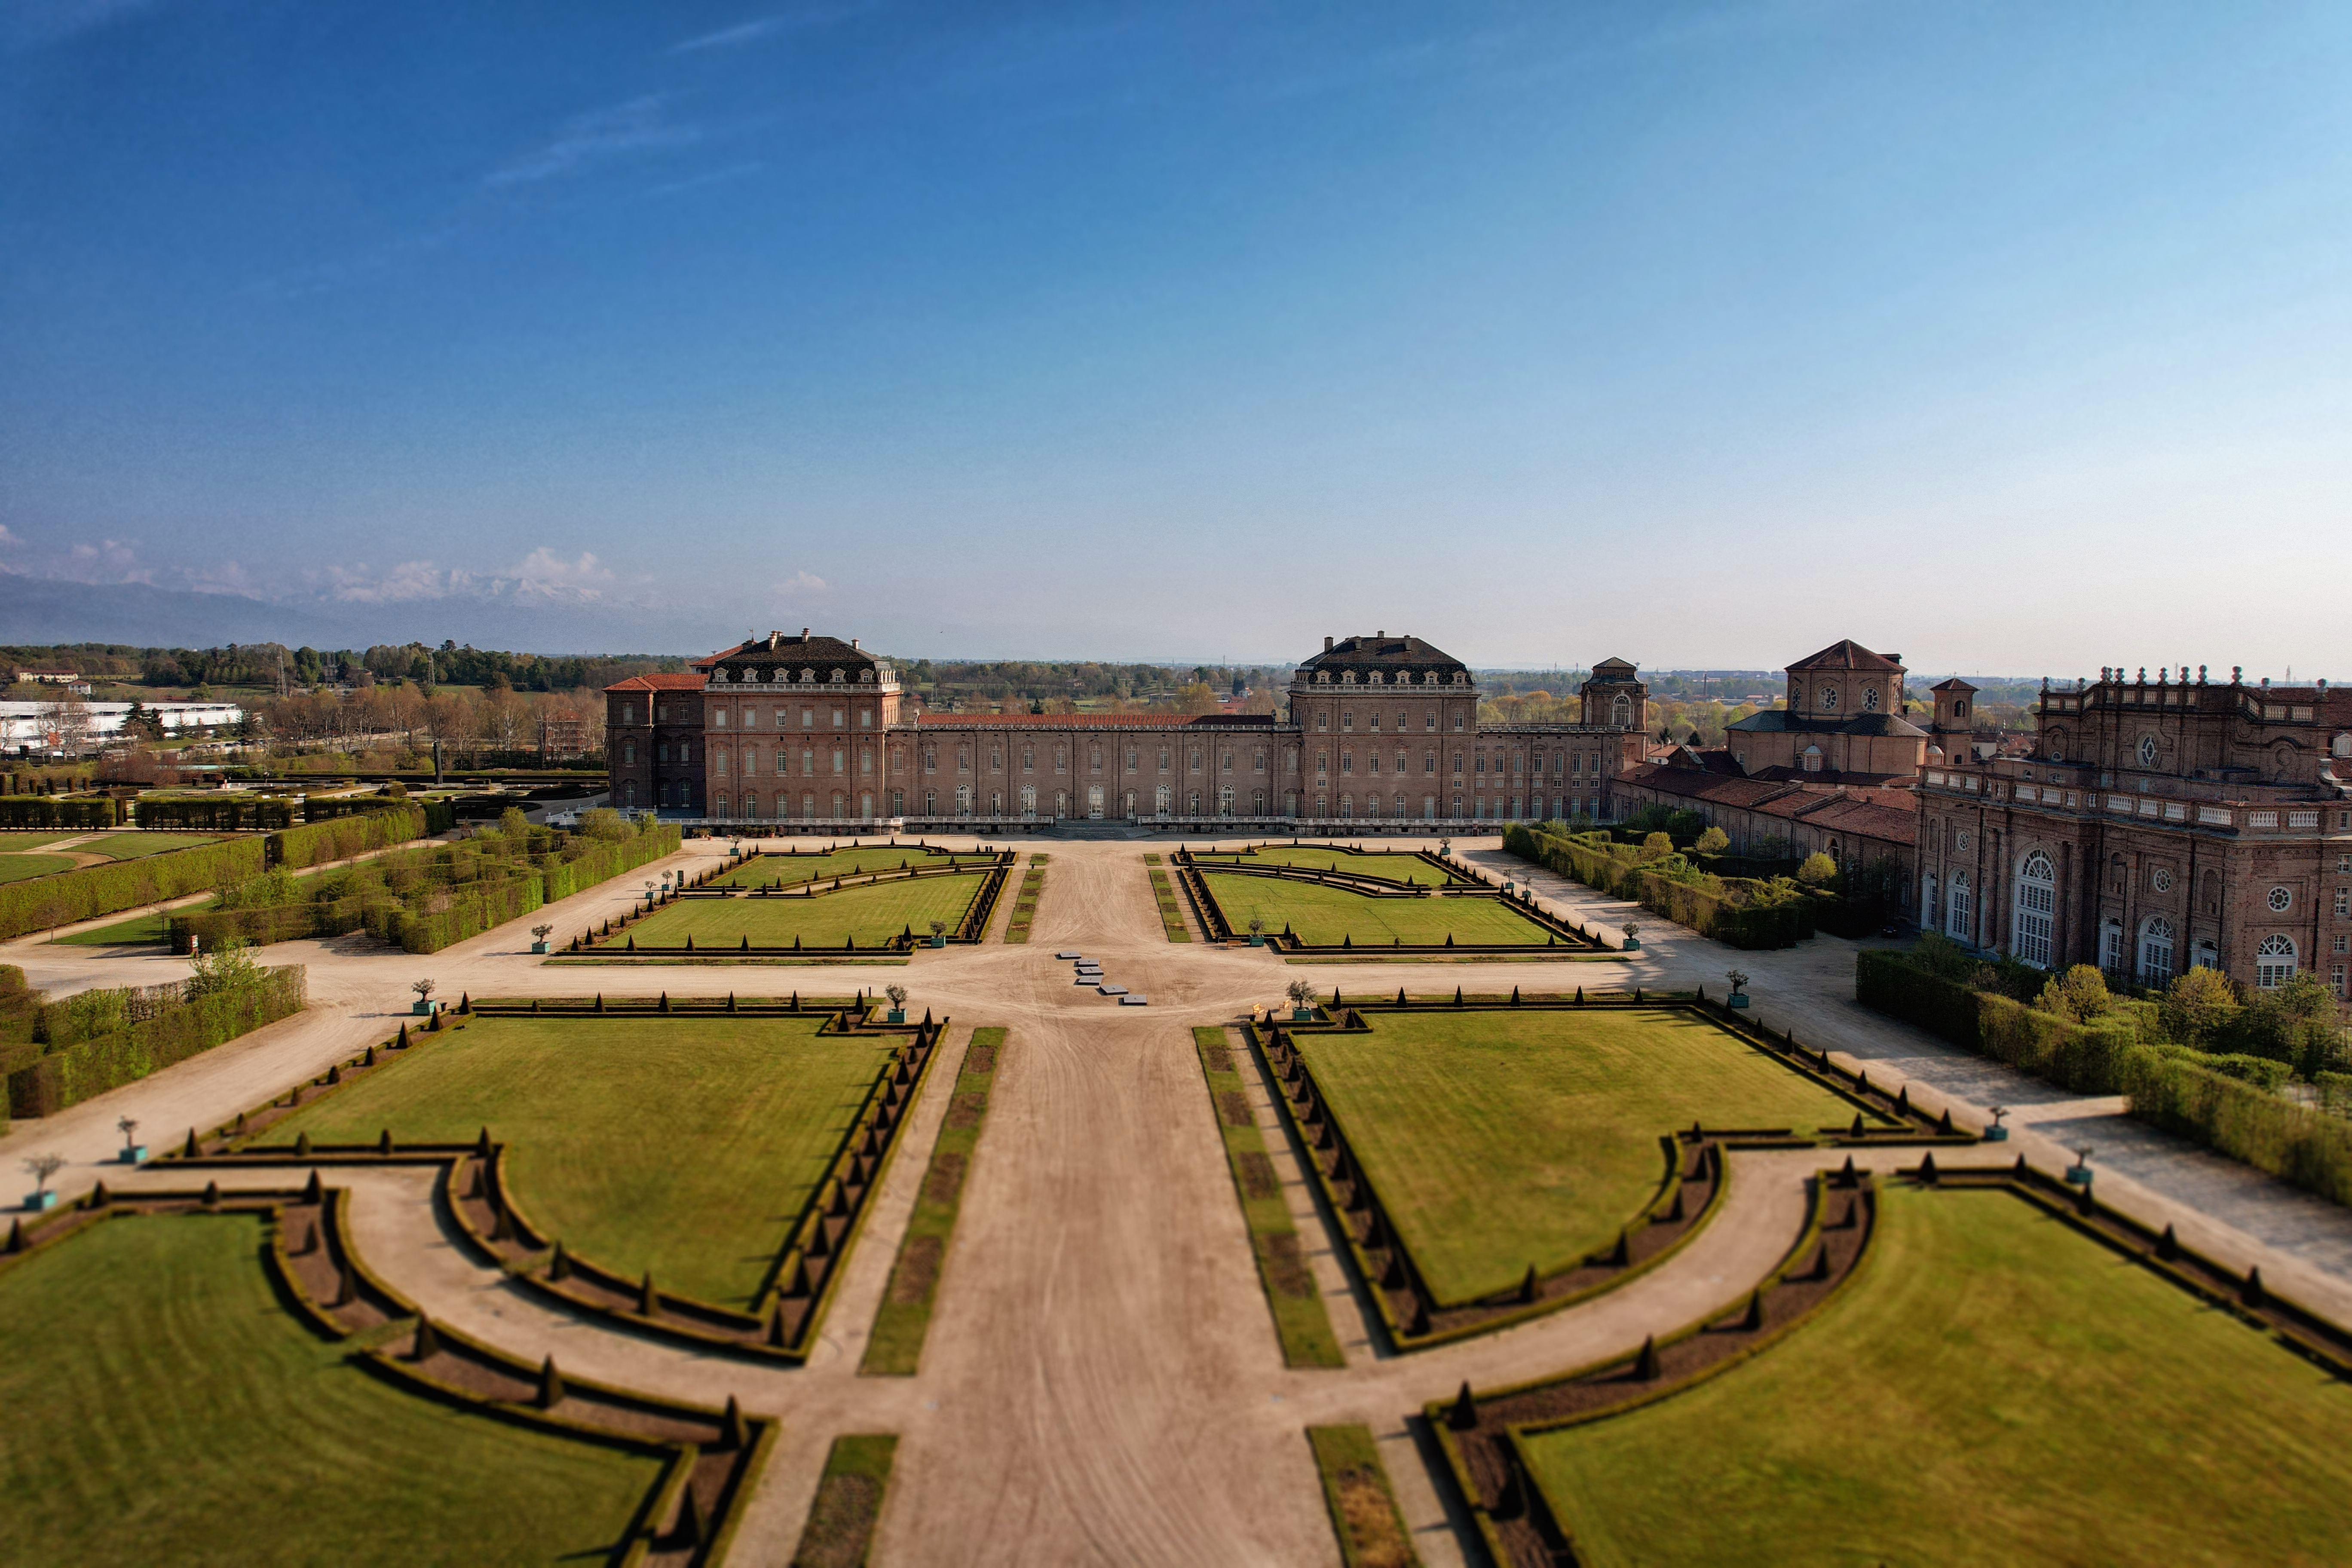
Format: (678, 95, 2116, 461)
(1796, 852, 1838, 887)
(2157, 966, 2241, 1050)
(578, 807, 634, 841)
(1694, 826, 1730, 855)
(498, 805, 530, 840)
(2034, 964, 2114, 1023)
(1640, 831, 1674, 859)
(186, 934, 261, 998)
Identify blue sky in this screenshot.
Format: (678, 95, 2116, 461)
(1, 1, 2346, 673)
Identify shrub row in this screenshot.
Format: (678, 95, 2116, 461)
(6, 965, 306, 1117)
(0, 835, 268, 940)
(1506, 823, 1817, 950)
(130, 796, 296, 831)
(0, 794, 119, 828)
(1859, 948, 2352, 1206)
(537, 823, 680, 903)
(268, 803, 429, 870)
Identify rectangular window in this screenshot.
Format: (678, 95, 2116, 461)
(802, 707, 814, 728)
(713, 710, 728, 728)
(1342, 712, 1353, 731)
(2337, 888, 2349, 918)
(860, 709, 872, 727)
(833, 708, 845, 728)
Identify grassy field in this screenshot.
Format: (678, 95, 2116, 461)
(1296, 1011, 1881, 1301)
(1522, 1182, 2352, 1566)
(1147, 858, 1190, 941)
(1193, 845, 1466, 886)
(1308, 1424, 1421, 1568)
(1197, 1026, 1344, 1366)
(792, 1434, 897, 1568)
(0, 1214, 659, 1565)
(76, 832, 234, 861)
(1199, 873, 1556, 947)
(0, 830, 87, 849)
(270, 1015, 895, 1306)
(0, 851, 78, 884)
(864, 1027, 1005, 1374)
(52, 909, 172, 945)
(706, 846, 995, 891)
(1001, 858, 1045, 943)
(619, 875, 983, 949)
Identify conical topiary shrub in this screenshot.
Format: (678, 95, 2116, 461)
(1742, 1289, 1765, 1331)
(2156, 1224, 2179, 1262)
(536, 1354, 564, 1409)
(411, 1314, 440, 1360)
(302, 1169, 322, 1204)
(721, 1395, 750, 1450)
(549, 1240, 572, 1280)
(1633, 1335, 1660, 1380)
(1449, 1381, 1477, 1429)
(639, 1272, 658, 1315)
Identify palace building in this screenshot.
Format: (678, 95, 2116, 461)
(605, 628, 1650, 830)
(1918, 668, 2352, 996)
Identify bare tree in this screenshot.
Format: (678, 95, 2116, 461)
(23, 1152, 66, 1199)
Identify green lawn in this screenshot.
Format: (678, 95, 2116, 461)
(1193, 845, 1468, 885)
(707, 846, 995, 890)
(0, 1214, 659, 1565)
(621, 875, 983, 949)
(0, 851, 78, 885)
(1199, 873, 1555, 947)
(1522, 1182, 2352, 1567)
(1296, 1011, 1881, 1301)
(52, 909, 172, 945)
(0, 830, 86, 849)
(75, 831, 234, 861)
(269, 1015, 895, 1306)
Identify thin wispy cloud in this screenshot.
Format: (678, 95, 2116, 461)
(486, 95, 701, 187)
(646, 160, 766, 198)
(1, 0, 157, 51)
(668, 2, 875, 55)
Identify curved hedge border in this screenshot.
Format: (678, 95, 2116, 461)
(0, 1185, 777, 1566)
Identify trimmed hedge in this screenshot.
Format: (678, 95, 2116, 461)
(269, 804, 428, 870)
(1860, 947, 2352, 1207)
(131, 796, 294, 832)
(537, 824, 679, 903)
(1856, 949, 2132, 1093)
(1507, 823, 1815, 949)
(0, 835, 267, 940)
(2118, 1045, 2352, 1207)
(6, 965, 306, 1117)
(0, 794, 119, 828)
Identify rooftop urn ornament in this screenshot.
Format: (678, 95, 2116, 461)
(1985, 1105, 2011, 1142)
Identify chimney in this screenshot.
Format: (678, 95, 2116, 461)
(1377, 629, 1385, 638)
(851, 638, 860, 649)
(801, 628, 810, 641)
(1324, 637, 1334, 652)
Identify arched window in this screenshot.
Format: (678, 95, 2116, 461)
(2013, 851, 2056, 968)
(2139, 916, 2175, 986)
(1955, 699, 1969, 719)
(2335, 733, 2352, 758)
(1947, 872, 1972, 943)
(2256, 934, 2299, 989)
(1921, 872, 1938, 931)
(1801, 745, 1824, 774)
(2101, 918, 2125, 974)
(1611, 694, 1631, 727)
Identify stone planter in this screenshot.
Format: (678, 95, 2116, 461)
(411, 999, 439, 1016)
(2064, 1165, 2093, 1187)
(23, 1190, 57, 1212)
(530, 940, 549, 955)
(929, 936, 946, 948)
(1247, 934, 1265, 947)
(1984, 1126, 2009, 1142)
(1292, 1008, 1314, 1022)
(1622, 937, 1642, 951)
(1727, 993, 1749, 1010)
(887, 1008, 906, 1023)
(119, 1145, 147, 1166)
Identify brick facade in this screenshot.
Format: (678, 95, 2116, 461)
(607, 628, 1651, 829)
(1918, 668, 2352, 996)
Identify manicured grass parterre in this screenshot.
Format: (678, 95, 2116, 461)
(1197, 1026, 1344, 1366)
(1192, 844, 1470, 886)
(1199, 873, 1558, 949)
(0, 851, 78, 884)
(1001, 857, 1046, 943)
(0, 1214, 659, 1565)
(864, 1028, 1006, 1373)
(1146, 855, 1190, 941)
(620, 874, 983, 950)
(1521, 1182, 2352, 1566)
(705, 845, 996, 890)
(1307, 1424, 1422, 1568)
(51, 909, 172, 945)
(1295, 1010, 1887, 1302)
(269, 1014, 897, 1307)
(73, 831, 235, 861)
(792, 1433, 898, 1568)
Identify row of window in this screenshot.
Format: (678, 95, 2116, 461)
(710, 706, 869, 730)
(710, 745, 867, 777)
